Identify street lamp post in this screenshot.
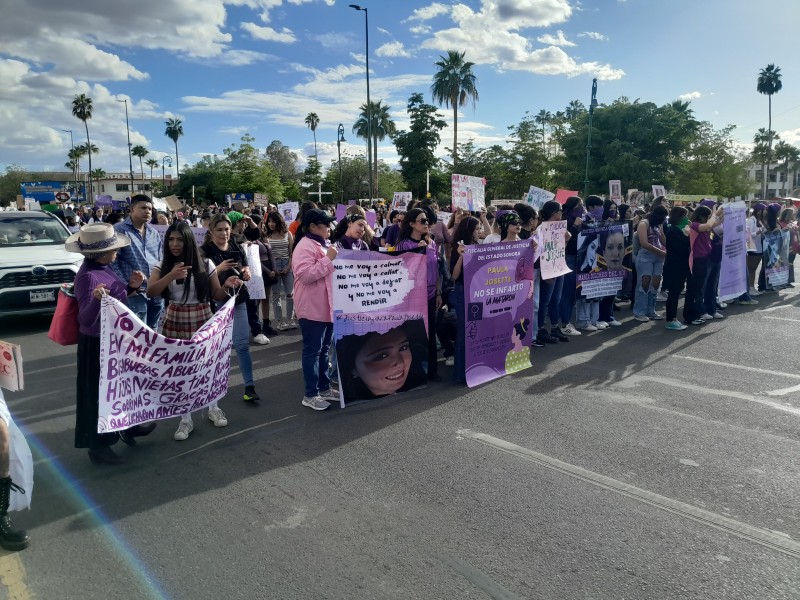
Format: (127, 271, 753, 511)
(61, 129, 78, 201)
(162, 156, 172, 190)
(583, 78, 599, 199)
(349, 4, 373, 201)
(337, 123, 346, 203)
(117, 99, 135, 196)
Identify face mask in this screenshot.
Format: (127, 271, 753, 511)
(677, 217, 690, 229)
(571, 207, 586, 219)
(588, 207, 604, 220)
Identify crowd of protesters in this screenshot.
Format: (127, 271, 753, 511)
(58, 193, 798, 466)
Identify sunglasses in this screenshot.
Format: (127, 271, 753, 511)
(416, 218, 429, 225)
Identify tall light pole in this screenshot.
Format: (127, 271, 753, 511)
(162, 156, 172, 190)
(337, 123, 346, 203)
(349, 4, 373, 201)
(583, 78, 599, 199)
(117, 98, 135, 196)
(61, 129, 78, 201)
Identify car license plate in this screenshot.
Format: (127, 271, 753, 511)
(30, 290, 55, 303)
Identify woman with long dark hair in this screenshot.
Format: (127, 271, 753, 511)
(746, 203, 766, 296)
(662, 206, 699, 329)
(396, 207, 442, 381)
(264, 211, 295, 331)
(632, 205, 668, 321)
(688, 205, 721, 318)
(148, 222, 232, 440)
(449, 216, 482, 383)
(536, 201, 569, 345)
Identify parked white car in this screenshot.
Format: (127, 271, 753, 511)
(0, 211, 83, 317)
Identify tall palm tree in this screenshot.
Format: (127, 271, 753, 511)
(90, 168, 106, 180)
(353, 101, 396, 195)
(534, 109, 552, 157)
(565, 100, 586, 120)
(145, 158, 159, 183)
(165, 117, 184, 178)
(131, 145, 148, 182)
(304, 112, 320, 159)
(752, 128, 779, 197)
(774, 141, 800, 196)
(757, 64, 783, 198)
(431, 50, 479, 168)
(72, 94, 94, 202)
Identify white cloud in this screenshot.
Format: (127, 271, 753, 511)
(314, 32, 358, 49)
(409, 25, 432, 35)
(377, 27, 391, 36)
(537, 30, 576, 47)
(241, 22, 297, 43)
(421, 3, 624, 80)
(218, 126, 252, 136)
(678, 91, 702, 101)
(406, 3, 451, 22)
(376, 42, 413, 59)
(579, 31, 608, 41)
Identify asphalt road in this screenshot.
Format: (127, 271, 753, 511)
(1, 289, 799, 600)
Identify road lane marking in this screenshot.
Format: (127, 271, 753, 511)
(766, 383, 800, 397)
(671, 355, 800, 380)
(762, 316, 800, 323)
(457, 429, 800, 559)
(616, 375, 800, 416)
(164, 415, 296, 461)
(0, 552, 32, 600)
(435, 553, 523, 600)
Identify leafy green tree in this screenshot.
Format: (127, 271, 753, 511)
(757, 63, 782, 198)
(773, 141, 800, 195)
(392, 93, 447, 198)
(301, 156, 324, 199)
(305, 112, 320, 159)
(131, 145, 148, 181)
(431, 50, 479, 168)
(353, 100, 396, 196)
(165, 117, 184, 178)
(0, 165, 31, 207)
(72, 94, 94, 202)
(265, 140, 300, 183)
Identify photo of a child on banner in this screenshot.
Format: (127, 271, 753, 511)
(332, 248, 429, 406)
(97, 296, 236, 432)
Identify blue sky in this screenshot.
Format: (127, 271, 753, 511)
(2, 0, 799, 180)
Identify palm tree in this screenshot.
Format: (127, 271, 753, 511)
(90, 168, 106, 180)
(131, 145, 148, 182)
(165, 117, 184, 178)
(431, 50, 479, 168)
(304, 112, 320, 159)
(534, 109, 552, 157)
(353, 101, 396, 195)
(757, 64, 783, 198)
(72, 94, 94, 202)
(752, 128, 779, 198)
(565, 100, 586, 120)
(145, 158, 159, 184)
(774, 141, 800, 196)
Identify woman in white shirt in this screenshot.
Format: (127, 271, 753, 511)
(746, 203, 766, 296)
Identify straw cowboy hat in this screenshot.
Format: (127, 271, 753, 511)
(65, 223, 130, 255)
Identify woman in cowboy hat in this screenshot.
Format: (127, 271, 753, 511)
(66, 223, 153, 465)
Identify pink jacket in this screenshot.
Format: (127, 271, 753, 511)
(292, 237, 334, 323)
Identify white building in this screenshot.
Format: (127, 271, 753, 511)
(740, 161, 800, 201)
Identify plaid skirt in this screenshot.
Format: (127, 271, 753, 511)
(162, 303, 213, 340)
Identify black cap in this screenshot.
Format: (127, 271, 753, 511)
(302, 208, 335, 227)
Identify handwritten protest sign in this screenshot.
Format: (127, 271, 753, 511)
(575, 222, 631, 299)
(537, 220, 571, 280)
(97, 296, 235, 432)
(524, 186, 555, 210)
(278, 201, 299, 223)
(451, 174, 485, 211)
(243, 243, 266, 300)
(462, 240, 535, 387)
(0, 341, 23, 392)
(332, 249, 428, 407)
(437, 211, 452, 226)
(392, 192, 412, 211)
(719, 202, 748, 301)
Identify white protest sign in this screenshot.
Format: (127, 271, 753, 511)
(437, 211, 452, 226)
(97, 296, 235, 432)
(243, 243, 266, 300)
(451, 174, 486, 211)
(525, 185, 555, 210)
(392, 192, 412, 211)
(609, 180, 622, 201)
(0, 341, 23, 392)
(278, 201, 299, 223)
(333, 256, 415, 314)
(537, 220, 571, 280)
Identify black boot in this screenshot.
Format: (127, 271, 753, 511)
(262, 319, 278, 336)
(0, 477, 29, 551)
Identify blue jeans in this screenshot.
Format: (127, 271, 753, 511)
(576, 299, 599, 326)
(704, 259, 722, 314)
(558, 255, 577, 325)
(634, 250, 664, 317)
(452, 281, 466, 383)
(233, 302, 254, 387)
(298, 319, 333, 398)
(532, 273, 540, 337)
(272, 258, 294, 320)
(538, 274, 563, 332)
(128, 294, 164, 329)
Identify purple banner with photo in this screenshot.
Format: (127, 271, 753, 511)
(462, 240, 535, 387)
(575, 222, 632, 298)
(332, 249, 429, 407)
(718, 201, 748, 300)
(764, 229, 791, 289)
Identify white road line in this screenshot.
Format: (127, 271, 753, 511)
(762, 316, 800, 323)
(766, 383, 800, 397)
(164, 415, 296, 461)
(671, 355, 800, 380)
(435, 553, 523, 600)
(457, 429, 800, 559)
(616, 375, 800, 416)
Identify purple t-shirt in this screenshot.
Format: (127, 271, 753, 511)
(690, 222, 712, 258)
(396, 237, 438, 299)
(74, 260, 129, 337)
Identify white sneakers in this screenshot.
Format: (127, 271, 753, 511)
(252, 333, 270, 345)
(560, 323, 582, 336)
(302, 395, 331, 411)
(174, 420, 193, 441)
(208, 407, 228, 427)
(749, 287, 762, 297)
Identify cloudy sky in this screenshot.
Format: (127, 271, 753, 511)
(2, 0, 799, 178)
